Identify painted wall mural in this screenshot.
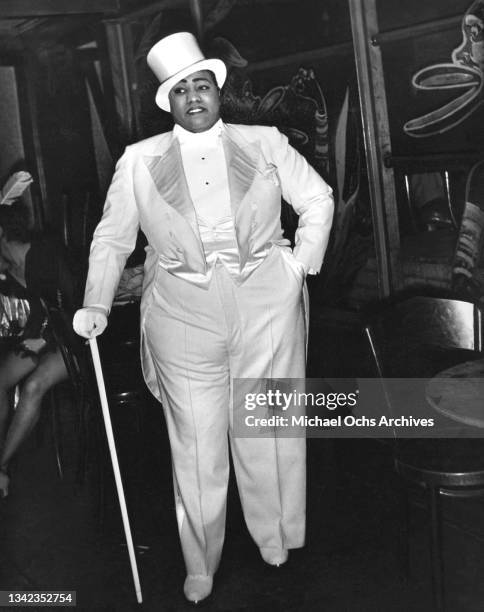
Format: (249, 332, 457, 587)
(404, 0, 484, 137)
(218, 50, 330, 179)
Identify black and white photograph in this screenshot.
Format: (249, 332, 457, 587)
(0, 1, 484, 610)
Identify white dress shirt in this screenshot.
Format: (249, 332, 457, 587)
(174, 119, 231, 223)
(174, 120, 310, 276)
(174, 120, 245, 282)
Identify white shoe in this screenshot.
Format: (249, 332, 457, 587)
(260, 547, 289, 566)
(183, 574, 213, 604)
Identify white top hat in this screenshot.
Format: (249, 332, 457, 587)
(147, 32, 227, 112)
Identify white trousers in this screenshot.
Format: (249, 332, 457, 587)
(144, 246, 307, 576)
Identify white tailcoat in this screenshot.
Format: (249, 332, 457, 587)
(83, 123, 334, 575)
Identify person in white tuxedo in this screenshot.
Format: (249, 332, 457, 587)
(74, 32, 334, 604)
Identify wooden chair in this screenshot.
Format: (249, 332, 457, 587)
(364, 294, 484, 611)
(42, 186, 96, 481)
(94, 302, 148, 529)
(45, 305, 90, 484)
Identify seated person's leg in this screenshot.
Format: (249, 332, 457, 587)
(0, 350, 38, 445)
(0, 350, 38, 497)
(0, 348, 67, 497)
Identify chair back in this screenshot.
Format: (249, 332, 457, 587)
(365, 295, 482, 379)
(98, 302, 145, 404)
(44, 304, 85, 391)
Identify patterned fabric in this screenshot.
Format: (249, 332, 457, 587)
(0, 237, 78, 351)
(452, 160, 484, 298)
(0, 294, 30, 338)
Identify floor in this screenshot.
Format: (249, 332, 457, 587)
(1, 315, 484, 612)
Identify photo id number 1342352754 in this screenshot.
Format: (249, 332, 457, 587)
(0, 591, 76, 607)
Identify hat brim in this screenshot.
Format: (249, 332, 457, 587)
(155, 58, 227, 112)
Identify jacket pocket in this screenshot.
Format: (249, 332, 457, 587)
(277, 245, 306, 282)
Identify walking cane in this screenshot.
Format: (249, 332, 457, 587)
(89, 337, 143, 604)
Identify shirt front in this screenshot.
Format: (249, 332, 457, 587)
(174, 119, 242, 282)
(174, 119, 232, 223)
(173, 119, 310, 278)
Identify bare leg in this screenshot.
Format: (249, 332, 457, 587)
(0, 348, 67, 497)
(0, 350, 38, 497)
(0, 350, 38, 448)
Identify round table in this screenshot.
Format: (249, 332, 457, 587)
(426, 358, 484, 428)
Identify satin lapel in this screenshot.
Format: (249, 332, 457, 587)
(143, 139, 198, 230)
(222, 130, 261, 216)
(223, 129, 262, 267)
(143, 139, 205, 263)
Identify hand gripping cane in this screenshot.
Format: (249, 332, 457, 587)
(89, 337, 143, 604)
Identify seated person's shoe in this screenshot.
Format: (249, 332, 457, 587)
(183, 574, 213, 604)
(260, 547, 289, 566)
